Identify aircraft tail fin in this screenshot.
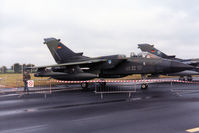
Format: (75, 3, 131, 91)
(44, 38, 88, 64)
(138, 44, 176, 59)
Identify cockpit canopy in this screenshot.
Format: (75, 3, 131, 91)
(130, 52, 161, 59)
(99, 54, 127, 59)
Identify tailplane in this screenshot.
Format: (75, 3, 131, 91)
(44, 38, 89, 64)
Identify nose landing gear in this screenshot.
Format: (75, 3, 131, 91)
(81, 82, 89, 91)
(141, 83, 148, 90)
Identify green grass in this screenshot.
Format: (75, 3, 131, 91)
(0, 73, 187, 88)
(0, 73, 143, 88)
(0, 73, 49, 88)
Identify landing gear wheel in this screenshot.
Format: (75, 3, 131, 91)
(141, 83, 148, 90)
(179, 76, 185, 81)
(81, 83, 89, 91)
(187, 76, 192, 81)
(99, 82, 106, 91)
(100, 82, 106, 87)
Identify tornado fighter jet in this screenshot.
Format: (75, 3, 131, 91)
(33, 38, 193, 89)
(138, 44, 199, 81)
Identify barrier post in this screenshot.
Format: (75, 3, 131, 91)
(94, 83, 96, 93)
(50, 80, 52, 94)
(128, 92, 131, 98)
(127, 92, 132, 102)
(44, 93, 47, 99)
(100, 92, 103, 99)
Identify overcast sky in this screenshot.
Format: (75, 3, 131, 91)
(1, 0, 199, 67)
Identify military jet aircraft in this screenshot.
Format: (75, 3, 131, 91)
(138, 44, 199, 81)
(33, 38, 193, 89)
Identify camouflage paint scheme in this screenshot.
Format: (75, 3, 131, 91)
(33, 38, 193, 81)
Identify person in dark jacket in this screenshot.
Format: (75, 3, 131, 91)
(23, 70, 31, 92)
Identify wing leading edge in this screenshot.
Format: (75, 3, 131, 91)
(30, 59, 107, 69)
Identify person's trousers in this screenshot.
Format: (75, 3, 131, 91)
(24, 81, 29, 92)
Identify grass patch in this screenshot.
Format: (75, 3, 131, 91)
(0, 73, 185, 88)
(0, 73, 143, 88)
(0, 73, 49, 88)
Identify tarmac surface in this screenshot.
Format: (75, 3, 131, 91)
(1, 80, 199, 133)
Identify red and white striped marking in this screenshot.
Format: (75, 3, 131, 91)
(51, 79, 199, 84)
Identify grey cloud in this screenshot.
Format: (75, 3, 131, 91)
(1, 0, 199, 67)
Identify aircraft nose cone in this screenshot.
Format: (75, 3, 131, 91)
(170, 61, 194, 71)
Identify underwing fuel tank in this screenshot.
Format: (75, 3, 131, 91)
(34, 72, 98, 81)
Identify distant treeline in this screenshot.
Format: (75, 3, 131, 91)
(0, 63, 35, 74)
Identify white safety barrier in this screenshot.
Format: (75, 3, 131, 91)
(53, 79, 199, 84)
(52, 79, 199, 99)
(1, 78, 199, 99)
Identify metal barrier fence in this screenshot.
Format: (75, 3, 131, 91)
(15, 79, 72, 96)
(14, 79, 82, 97)
(93, 82, 137, 99)
(54, 79, 199, 99)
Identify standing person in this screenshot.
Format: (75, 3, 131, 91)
(23, 70, 31, 92)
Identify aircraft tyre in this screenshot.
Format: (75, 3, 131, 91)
(99, 82, 106, 91)
(100, 82, 106, 87)
(100, 82, 106, 86)
(179, 76, 185, 81)
(187, 76, 193, 81)
(81, 83, 89, 91)
(141, 83, 148, 90)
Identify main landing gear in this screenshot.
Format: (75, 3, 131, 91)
(99, 82, 106, 87)
(81, 80, 148, 90)
(179, 76, 192, 81)
(81, 82, 107, 91)
(141, 74, 149, 90)
(187, 76, 193, 81)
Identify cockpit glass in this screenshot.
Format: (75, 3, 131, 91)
(130, 52, 160, 59)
